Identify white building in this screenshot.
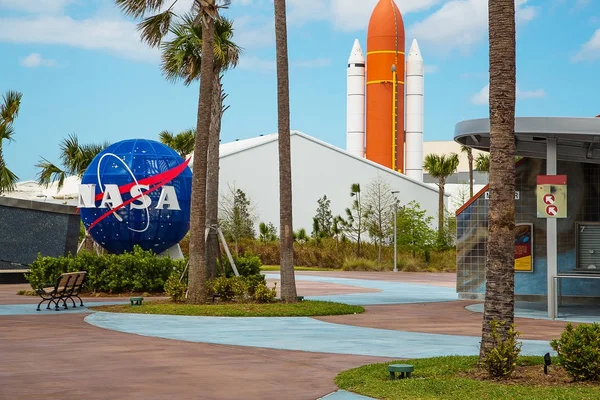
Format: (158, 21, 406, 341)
(4, 132, 446, 234)
(216, 131, 443, 232)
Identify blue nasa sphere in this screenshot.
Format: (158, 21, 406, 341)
(79, 139, 192, 254)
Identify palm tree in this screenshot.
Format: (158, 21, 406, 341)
(274, 0, 298, 302)
(161, 13, 241, 280)
(461, 145, 474, 198)
(36, 134, 109, 191)
(37, 134, 109, 253)
(0, 90, 22, 194)
(480, 0, 517, 362)
(159, 128, 196, 159)
(115, 0, 226, 303)
(475, 153, 490, 173)
(423, 153, 459, 241)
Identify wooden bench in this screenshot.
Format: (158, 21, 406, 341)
(35, 271, 87, 311)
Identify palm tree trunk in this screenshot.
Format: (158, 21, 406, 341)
(205, 71, 223, 280)
(187, 12, 216, 304)
(274, 0, 298, 302)
(480, 0, 517, 360)
(468, 151, 474, 198)
(0, 143, 5, 195)
(438, 179, 445, 239)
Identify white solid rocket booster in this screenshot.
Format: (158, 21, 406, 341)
(346, 39, 366, 158)
(405, 39, 424, 182)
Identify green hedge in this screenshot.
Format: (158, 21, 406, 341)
(27, 246, 185, 294)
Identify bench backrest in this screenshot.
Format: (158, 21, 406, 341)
(55, 271, 87, 293)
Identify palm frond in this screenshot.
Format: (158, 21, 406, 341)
(0, 165, 19, 194)
(0, 123, 15, 142)
(35, 158, 67, 190)
(138, 10, 174, 47)
(115, 0, 171, 18)
(0, 90, 22, 125)
(159, 130, 175, 146)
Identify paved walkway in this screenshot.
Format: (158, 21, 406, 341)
(0, 271, 590, 400)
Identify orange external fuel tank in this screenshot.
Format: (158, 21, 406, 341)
(365, 0, 405, 172)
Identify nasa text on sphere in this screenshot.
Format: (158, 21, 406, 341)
(78, 139, 192, 255)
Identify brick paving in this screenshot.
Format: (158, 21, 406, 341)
(0, 271, 572, 399)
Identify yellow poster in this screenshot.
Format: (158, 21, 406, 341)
(514, 223, 533, 272)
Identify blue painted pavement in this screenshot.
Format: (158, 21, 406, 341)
(85, 311, 554, 358)
(319, 390, 376, 400)
(0, 301, 127, 316)
(263, 273, 458, 305)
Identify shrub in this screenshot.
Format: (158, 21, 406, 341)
(26, 246, 185, 294)
(341, 257, 386, 271)
(550, 322, 600, 381)
(482, 320, 522, 378)
(210, 276, 248, 302)
(219, 252, 262, 277)
(254, 282, 277, 303)
(164, 274, 187, 302)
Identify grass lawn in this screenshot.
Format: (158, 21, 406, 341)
(89, 300, 364, 317)
(336, 356, 600, 400)
(260, 265, 341, 272)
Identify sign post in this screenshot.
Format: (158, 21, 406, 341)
(537, 175, 567, 219)
(537, 172, 567, 320)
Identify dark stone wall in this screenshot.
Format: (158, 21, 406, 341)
(0, 198, 80, 270)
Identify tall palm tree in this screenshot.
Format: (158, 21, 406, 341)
(0, 90, 22, 194)
(479, 0, 517, 361)
(115, 0, 225, 303)
(161, 13, 241, 280)
(159, 128, 196, 159)
(475, 153, 490, 173)
(36, 134, 109, 191)
(423, 153, 459, 241)
(461, 145, 474, 198)
(274, 0, 298, 302)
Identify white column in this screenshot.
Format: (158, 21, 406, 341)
(346, 39, 366, 159)
(547, 138, 557, 319)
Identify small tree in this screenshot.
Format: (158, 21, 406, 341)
(219, 184, 256, 254)
(312, 195, 333, 238)
(259, 222, 277, 242)
(396, 200, 436, 258)
(363, 176, 395, 264)
(475, 153, 490, 173)
(461, 145, 474, 198)
(339, 183, 370, 257)
(451, 182, 471, 213)
(423, 153, 459, 245)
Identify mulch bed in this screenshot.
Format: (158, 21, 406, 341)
(464, 365, 600, 387)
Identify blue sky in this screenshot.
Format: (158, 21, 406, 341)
(1, 0, 599, 181)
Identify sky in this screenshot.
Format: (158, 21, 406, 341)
(1, 0, 599, 182)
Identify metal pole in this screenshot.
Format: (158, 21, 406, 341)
(393, 201, 398, 272)
(392, 190, 399, 272)
(547, 138, 558, 319)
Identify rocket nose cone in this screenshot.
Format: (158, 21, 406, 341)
(408, 39, 423, 61)
(348, 38, 365, 64)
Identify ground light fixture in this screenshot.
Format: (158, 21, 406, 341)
(544, 352, 552, 375)
(392, 190, 400, 272)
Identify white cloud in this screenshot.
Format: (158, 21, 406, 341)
(285, 0, 444, 32)
(0, 15, 159, 63)
(470, 83, 546, 105)
(0, 0, 75, 14)
(20, 53, 57, 68)
(409, 0, 538, 56)
(572, 29, 600, 62)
